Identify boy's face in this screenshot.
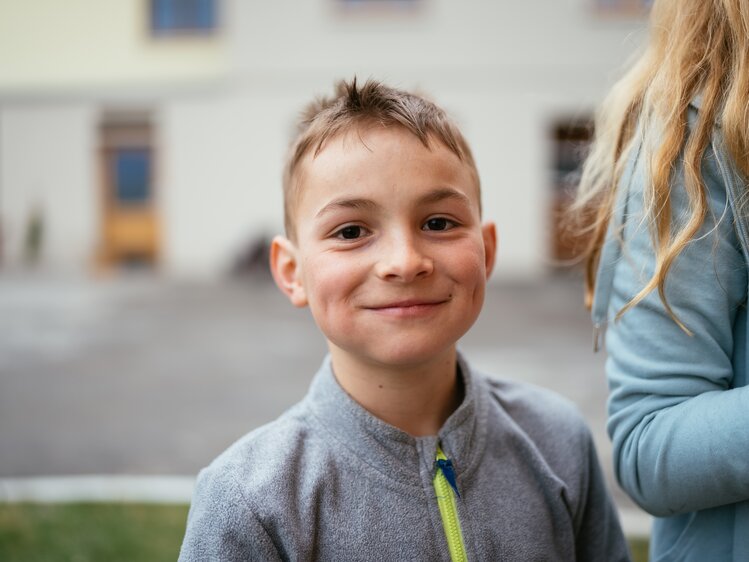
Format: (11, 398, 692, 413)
(271, 125, 496, 372)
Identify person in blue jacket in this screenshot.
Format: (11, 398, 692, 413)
(571, 0, 749, 560)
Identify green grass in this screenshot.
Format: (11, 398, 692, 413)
(629, 536, 649, 562)
(0, 502, 650, 562)
(0, 503, 189, 562)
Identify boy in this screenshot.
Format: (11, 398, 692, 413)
(179, 79, 629, 561)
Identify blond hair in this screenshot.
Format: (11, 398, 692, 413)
(572, 0, 749, 330)
(282, 78, 479, 240)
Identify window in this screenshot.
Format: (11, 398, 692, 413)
(335, 0, 421, 16)
(114, 149, 152, 205)
(549, 118, 593, 265)
(100, 119, 154, 208)
(594, 0, 652, 17)
(150, 0, 217, 34)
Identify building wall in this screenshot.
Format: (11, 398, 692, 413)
(1, 103, 98, 268)
(0, 0, 647, 278)
(160, 93, 291, 276)
(0, 0, 228, 93)
(160, 0, 645, 278)
(229, 0, 641, 75)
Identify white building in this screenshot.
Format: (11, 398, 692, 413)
(0, 0, 648, 279)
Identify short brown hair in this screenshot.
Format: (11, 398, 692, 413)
(282, 78, 480, 239)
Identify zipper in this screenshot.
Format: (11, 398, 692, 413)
(433, 446, 468, 562)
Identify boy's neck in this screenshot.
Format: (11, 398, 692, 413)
(328, 346, 464, 437)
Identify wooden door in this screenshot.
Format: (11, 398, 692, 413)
(97, 119, 160, 269)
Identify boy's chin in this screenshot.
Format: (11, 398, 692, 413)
(330, 342, 459, 372)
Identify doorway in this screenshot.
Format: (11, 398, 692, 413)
(97, 112, 160, 269)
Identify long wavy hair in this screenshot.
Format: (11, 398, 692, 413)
(572, 0, 749, 330)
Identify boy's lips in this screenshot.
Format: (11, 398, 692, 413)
(364, 298, 450, 317)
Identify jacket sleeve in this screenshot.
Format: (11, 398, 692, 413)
(574, 430, 632, 562)
(178, 466, 283, 562)
(602, 135, 749, 517)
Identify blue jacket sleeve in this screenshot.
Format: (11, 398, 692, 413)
(602, 136, 749, 517)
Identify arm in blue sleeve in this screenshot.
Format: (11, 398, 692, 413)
(178, 466, 283, 562)
(604, 141, 749, 517)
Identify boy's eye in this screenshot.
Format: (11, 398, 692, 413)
(335, 225, 367, 240)
(423, 217, 455, 231)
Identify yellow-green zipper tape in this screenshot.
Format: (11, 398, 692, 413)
(433, 446, 468, 562)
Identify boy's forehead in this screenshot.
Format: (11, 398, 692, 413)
(294, 125, 480, 205)
(303, 122, 407, 162)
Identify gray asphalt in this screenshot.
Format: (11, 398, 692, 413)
(0, 270, 639, 513)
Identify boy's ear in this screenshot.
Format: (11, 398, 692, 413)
(481, 222, 498, 279)
(270, 235, 308, 307)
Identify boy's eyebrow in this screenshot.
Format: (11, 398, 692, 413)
(416, 187, 472, 207)
(315, 197, 380, 218)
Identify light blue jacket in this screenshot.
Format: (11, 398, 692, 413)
(593, 99, 749, 561)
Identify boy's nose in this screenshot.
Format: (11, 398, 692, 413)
(374, 235, 434, 282)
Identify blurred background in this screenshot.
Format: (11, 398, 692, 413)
(0, 0, 654, 560)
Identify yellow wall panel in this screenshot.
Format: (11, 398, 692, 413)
(0, 0, 228, 92)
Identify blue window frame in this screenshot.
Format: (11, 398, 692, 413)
(114, 149, 151, 204)
(151, 0, 217, 34)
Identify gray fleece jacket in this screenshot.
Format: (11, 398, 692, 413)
(179, 354, 629, 561)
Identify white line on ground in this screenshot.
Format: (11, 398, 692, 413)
(0, 476, 196, 504)
(618, 507, 653, 538)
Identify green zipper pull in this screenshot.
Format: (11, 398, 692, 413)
(434, 446, 468, 562)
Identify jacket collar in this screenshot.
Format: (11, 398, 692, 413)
(304, 352, 488, 488)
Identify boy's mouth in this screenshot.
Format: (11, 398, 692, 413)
(365, 298, 449, 317)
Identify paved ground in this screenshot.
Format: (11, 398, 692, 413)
(0, 270, 643, 518)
